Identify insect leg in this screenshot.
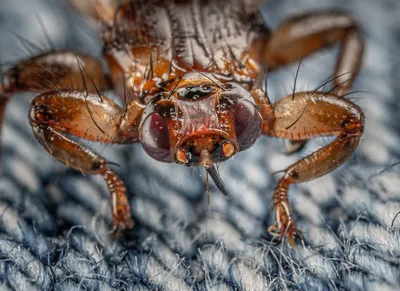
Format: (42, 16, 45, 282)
(67, 0, 127, 23)
(30, 90, 141, 234)
(0, 51, 111, 133)
(265, 11, 364, 96)
(263, 91, 364, 246)
(263, 11, 364, 154)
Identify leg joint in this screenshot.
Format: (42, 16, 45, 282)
(29, 95, 54, 125)
(342, 107, 364, 136)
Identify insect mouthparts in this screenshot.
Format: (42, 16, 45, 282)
(206, 165, 230, 197)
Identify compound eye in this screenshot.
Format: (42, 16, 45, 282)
(233, 100, 262, 151)
(140, 112, 172, 162)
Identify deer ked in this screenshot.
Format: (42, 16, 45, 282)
(0, 0, 365, 246)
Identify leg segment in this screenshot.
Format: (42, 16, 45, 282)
(67, 0, 128, 23)
(30, 91, 142, 233)
(0, 51, 111, 130)
(264, 11, 364, 155)
(265, 92, 364, 246)
(265, 11, 364, 97)
(0, 51, 142, 233)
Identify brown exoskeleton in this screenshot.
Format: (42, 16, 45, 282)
(0, 0, 364, 246)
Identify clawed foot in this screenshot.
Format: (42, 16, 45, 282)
(112, 213, 134, 236)
(267, 202, 304, 247)
(268, 220, 303, 247)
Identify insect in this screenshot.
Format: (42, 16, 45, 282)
(0, 0, 364, 246)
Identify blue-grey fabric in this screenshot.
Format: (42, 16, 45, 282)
(0, 0, 399, 290)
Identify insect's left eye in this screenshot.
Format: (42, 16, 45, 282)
(233, 100, 262, 151)
(140, 112, 172, 162)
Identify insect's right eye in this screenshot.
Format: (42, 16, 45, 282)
(140, 112, 172, 162)
(233, 100, 262, 151)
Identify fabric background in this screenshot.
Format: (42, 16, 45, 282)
(0, 0, 400, 290)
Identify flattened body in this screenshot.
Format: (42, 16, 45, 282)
(103, 0, 269, 102)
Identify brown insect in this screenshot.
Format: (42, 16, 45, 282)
(0, 0, 364, 246)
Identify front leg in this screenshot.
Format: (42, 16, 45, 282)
(0, 50, 144, 234)
(263, 91, 364, 246)
(0, 51, 111, 132)
(264, 11, 364, 155)
(30, 90, 144, 234)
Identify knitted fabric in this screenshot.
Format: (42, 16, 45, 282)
(0, 0, 399, 290)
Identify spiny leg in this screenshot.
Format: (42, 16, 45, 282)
(265, 11, 364, 95)
(0, 51, 110, 131)
(263, 91, 364, 246)
(0, 50, 143, 233)
(264, 11, 364, 154)
(30, 91, 143, 233)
